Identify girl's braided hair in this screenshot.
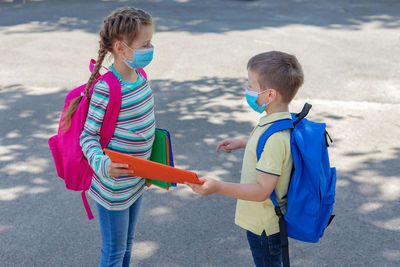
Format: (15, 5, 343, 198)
(62, 7, 153, 129)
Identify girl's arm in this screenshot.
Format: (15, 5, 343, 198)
(186, 171, 279, 202)
(79, 82, 132, 179)
(79, 82, 112, 178)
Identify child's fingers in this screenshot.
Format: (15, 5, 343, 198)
(216, 140, 230, 152)
(119, 168, 134, 175)
(145, 179, 152, 187)
(186, 183, 201, 193)
(199, 178, 207, 184)
(221, 146, 232, 153)
(224, 148, 232, 153)
(185, 182, 195, 189)
(112, 163, 134, 173)
(111, 163, 130, 169)
(216, 143, 223, 152)
(109, 163, 134, 178)
(217, 144, 230, 153)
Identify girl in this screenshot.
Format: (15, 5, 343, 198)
(63, 7, 155, 267)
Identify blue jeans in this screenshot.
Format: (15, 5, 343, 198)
(247, 230, 282, 267)
(96, 195, 143, 267)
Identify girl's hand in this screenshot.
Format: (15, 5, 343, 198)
(107, 161, 134, 178)
(145, 179, 152, 187)
(216, 138, 247, 153)
(185, 177, 219, 196)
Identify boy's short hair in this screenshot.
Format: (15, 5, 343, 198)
(247, 51, 304, 103)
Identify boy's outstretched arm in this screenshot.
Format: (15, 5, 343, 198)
(186, 171, 279, 202)
(216, 138, 247, 153)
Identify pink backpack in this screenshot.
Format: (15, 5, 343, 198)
(49, 60, 147, 220)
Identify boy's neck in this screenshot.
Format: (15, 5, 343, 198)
(112, 59, 138, 83)
(265, 102, 289, 115)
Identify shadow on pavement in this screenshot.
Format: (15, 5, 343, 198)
(1, 75, 399, 266)
(1, 0, 400, 265)
(1, 0, 400, 34)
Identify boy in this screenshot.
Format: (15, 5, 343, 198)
(186, 51, 304, 267)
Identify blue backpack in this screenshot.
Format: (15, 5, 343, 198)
(256, 103, 336, 267)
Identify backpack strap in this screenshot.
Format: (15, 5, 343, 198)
(256, 104, 312, 267)
(98, 71, 122, 148)
(86, 61, 145, 148)
(89, 59, 148, 81)
(256, 118, 293, 210)
(82, 61, 144, 220)
(81, 191, 94, 220)
(276, 204, 290, 267)
(256, 118, 293, 267)
(256, 119, 293, 164)
(137, 68, 147, 80)
(82, 71, 121, 220)
(293, 102, 312, 126)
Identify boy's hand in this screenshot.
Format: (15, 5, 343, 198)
(185, 177, 219, 196)
(216, 138, 247, 153)
(107, 161, 134, 178)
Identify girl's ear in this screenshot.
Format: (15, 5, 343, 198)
(113, 41, 124, 55)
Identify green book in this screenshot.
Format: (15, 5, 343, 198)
(148, 129, 171, 189)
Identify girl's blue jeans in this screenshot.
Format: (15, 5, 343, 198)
(246, 230, 282, 267)
(96, 195, 143, 267)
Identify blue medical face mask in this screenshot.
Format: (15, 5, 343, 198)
(245, 87, 269, 113)
(122, 42, 154, 69)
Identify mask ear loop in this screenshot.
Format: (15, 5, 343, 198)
(246, 87, 270, 95)
(122, 41, 134, 52)
(258, 89, 271, 109)
(121, 41, 136, 65)
(258, 89, 270, 95)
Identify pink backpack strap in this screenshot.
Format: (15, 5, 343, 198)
(137, 68, 147, 80)
(98, 71, 122, 147)
(82, 191, 94, 220)
(89, 59, 109, 74)
(89, 59, 96, 73)
(89, 59, 146, 81)
(82, 70, 121, 220)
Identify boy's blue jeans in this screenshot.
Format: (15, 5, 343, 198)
(96, 195, 143, 267)
(247, 230, 282, 267)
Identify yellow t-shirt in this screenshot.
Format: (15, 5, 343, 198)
(235, 112, 293, 236)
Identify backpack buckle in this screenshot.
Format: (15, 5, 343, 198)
(274, 206, 284, 218)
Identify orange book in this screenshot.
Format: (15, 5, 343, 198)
(104, 149, 203, 185)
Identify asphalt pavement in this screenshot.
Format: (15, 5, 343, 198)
(0, 0, 399, 266)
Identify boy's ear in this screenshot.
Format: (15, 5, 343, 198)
(269, 89, 279, 101)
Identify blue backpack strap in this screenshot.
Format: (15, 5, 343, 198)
(256, 119, 293, 207)
(256, 119, 293, 161)
(256, 119, 294, 267)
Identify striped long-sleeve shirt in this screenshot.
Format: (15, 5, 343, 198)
(80, 65, 155, 210)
